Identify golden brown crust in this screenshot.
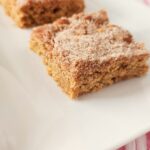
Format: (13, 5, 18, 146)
(0, 0, 84, 28)
(30, 10, 150, 98)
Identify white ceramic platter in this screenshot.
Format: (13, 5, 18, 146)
(0, 0, 150, 149)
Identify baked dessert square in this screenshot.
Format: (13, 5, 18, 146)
(30, 10, 150, 98)
(0, 0, 84, 28)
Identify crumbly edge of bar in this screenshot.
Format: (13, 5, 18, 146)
(0, 0, 84, 28)
(0, 0, 25, 27)
(30, 35, 150, 98)
(49, 55, 149, 98)
(74, 55, 149, 97)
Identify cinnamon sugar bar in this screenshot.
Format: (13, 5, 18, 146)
(30, 10, 150, 98)
(0, 0, 84, 28)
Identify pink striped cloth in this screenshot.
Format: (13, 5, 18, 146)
(118, 132, 150, 150)
(144, 0, 150, 5)
(117, 1, 150, 150)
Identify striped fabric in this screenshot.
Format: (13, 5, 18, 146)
(144, 0, 150, 5)
(118, 132, 150, 150)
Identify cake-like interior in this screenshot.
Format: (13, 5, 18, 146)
(0, 0, 84, 27)
(30, 10, 150, 98)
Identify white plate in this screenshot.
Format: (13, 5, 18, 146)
(0, 0, 150, 150)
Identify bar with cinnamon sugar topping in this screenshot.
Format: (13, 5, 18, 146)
(0, 0, 84, 27)
(30, 10, 150, 98)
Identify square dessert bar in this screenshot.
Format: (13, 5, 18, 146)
(0, 0, 84, 28)
(30, 10, 150, 98)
